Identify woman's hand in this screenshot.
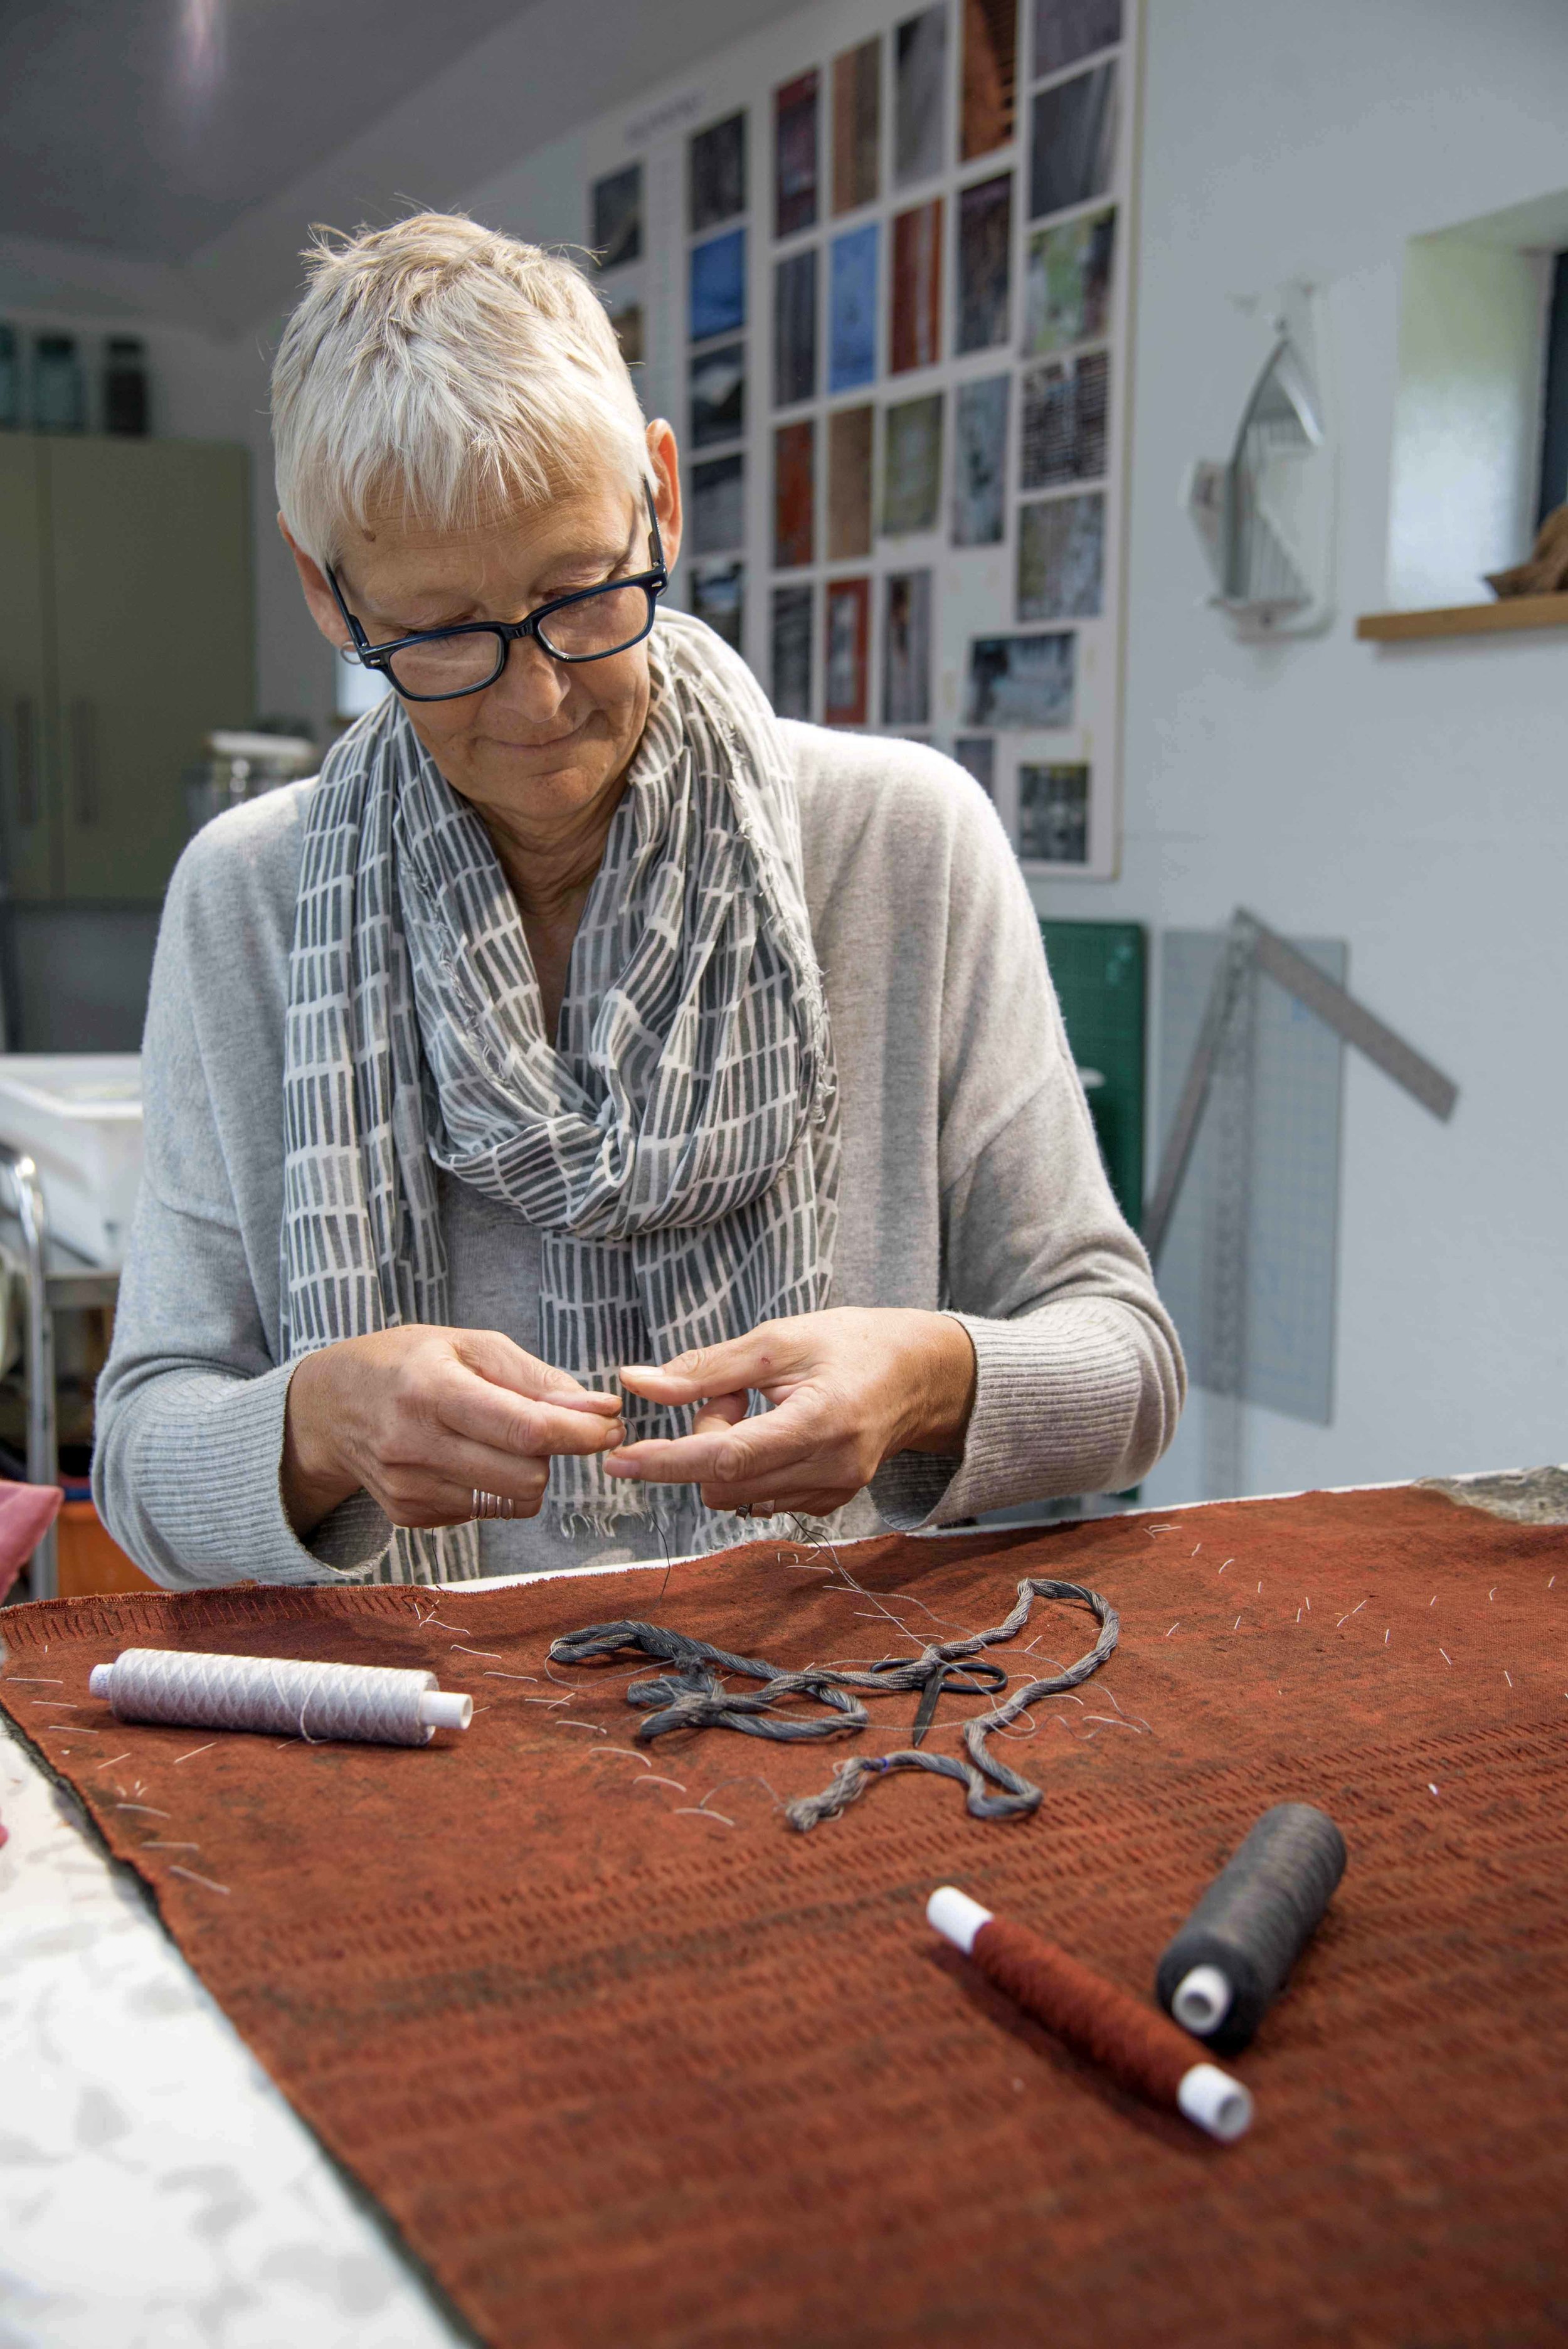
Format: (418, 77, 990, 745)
(282, 1327, 625, 1537)
(605, 1308, 976, 1517)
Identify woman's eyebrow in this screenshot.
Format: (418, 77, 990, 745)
(347, 529, 640, 638)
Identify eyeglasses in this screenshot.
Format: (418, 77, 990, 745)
(326, 488, 669, 703)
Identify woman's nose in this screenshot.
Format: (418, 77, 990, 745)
(487, 632, 573, 725)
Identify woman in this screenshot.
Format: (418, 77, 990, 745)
(94, 213, 1182, 1588)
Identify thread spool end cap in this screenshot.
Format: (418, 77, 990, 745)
(927, 1885, 994, 1955)
(1177, 2062, 1253, 2143)
(1172, 1962, 1234, 2035)
(417, 1690, 473, 1732)
(88, 1663, 114, 1701)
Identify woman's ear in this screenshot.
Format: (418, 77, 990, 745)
(645, 420, 684, 575)
(278, 512, 354, 650)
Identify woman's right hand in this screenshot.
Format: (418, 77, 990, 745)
(280, 1327, 625, 1537)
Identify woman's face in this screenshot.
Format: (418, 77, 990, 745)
(286, 423, 683, 840)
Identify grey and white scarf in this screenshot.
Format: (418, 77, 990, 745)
(280, 610, 839, 1583)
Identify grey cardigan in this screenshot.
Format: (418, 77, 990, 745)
(94, 723, 1184, 1586)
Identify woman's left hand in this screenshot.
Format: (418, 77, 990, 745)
(606, 1308, 977, 1517)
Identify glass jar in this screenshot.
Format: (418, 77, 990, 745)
(32, 334, 85, 433)
(103, 336, 149, 435)
(0, 325, 19, 430)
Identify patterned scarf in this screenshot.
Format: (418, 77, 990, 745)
(279, 610, 839, 1583)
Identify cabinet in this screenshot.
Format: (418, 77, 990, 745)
(0, 435, 253, 905)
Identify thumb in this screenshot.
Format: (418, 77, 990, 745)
(619, 1325, 797, 1403)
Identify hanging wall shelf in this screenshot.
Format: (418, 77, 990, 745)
(1355, 591, 1568, 643)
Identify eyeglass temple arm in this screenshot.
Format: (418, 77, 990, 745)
(324, 562, 378, 665)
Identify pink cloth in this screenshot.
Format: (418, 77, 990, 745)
(0, 1480, 63, 1604)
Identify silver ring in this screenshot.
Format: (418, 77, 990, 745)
(471, 1488, 516, 1521)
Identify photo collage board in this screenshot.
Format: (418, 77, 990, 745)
(587, 0, 1140, 876)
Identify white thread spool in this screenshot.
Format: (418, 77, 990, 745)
(88, 1648, 472, 1747)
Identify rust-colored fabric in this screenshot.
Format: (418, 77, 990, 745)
(974, 1914, 1197, 2104)
(3, 1483, 1567, 2348)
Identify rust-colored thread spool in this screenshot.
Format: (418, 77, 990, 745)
(928, 1887, 1253, 2143)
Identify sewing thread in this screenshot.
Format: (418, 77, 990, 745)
(89, 1648, 474, 1747)
(1155, 1801, 1347, 2050)
(551, 1576, 1118, 1829)
(928, 1887, 1252, 2142)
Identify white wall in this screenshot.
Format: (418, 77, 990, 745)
(1029, 0, 1568, 1501)
(11, 0, 1567, 1492)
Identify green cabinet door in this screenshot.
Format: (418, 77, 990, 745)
(46, 437, 253, 903)
(0, 438, 56, 902)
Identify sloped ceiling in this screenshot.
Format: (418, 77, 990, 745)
(0, 0, 804, 335)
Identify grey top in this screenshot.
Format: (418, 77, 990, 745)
(93, 724, 1184, 1587)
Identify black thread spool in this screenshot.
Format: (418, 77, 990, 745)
(1155, 1803, 1347, 2054)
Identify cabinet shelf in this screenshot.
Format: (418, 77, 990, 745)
(1355, 591, 1568, 643)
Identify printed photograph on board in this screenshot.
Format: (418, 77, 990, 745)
(689, 111, 748, 235)
(882, 391, 945, 534)
(890, 198, 943, 373)
(828, 403, 875, 558)
(691, 559, 744, 653)
(775, 71, 820, 238)
(1032, 0, 1121, 79)
(952, 374, 1009, 546)
(690, 228, 747, 341)
(961, 0, 1017, 161)
(894, 4, 948, 186)
(956, 172, 1013, 353)
(773, 248, 818, 406)
(1029, 61, 1119, 220)
(964, 630, 1076, 727)
(689, 341, 744, 448)
(1020, 348, 1110, 487)
(953, 734, 996, 796)
(773, 419, 816, 568)
(832, 36, 882, 214)
(883, 570, 933, 727)
(824, 576, 871, 724)
(591, 162, 642, 270)
(829, 223, 879, 390)
(689, 453, 745, 555)
(1017, 491, 1104, 618)
(771, 583, 814, 718)
(1018, 760, 1090, 862)
(1023, 208, 1115, 355)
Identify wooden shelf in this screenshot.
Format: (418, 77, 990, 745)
(1355, 591, 1568, 643)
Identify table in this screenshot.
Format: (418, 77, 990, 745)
(0, 1144, 120, 1601)
(3, 1485, 1563, 2348)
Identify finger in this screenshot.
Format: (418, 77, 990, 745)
(604, 1391, 819, 1487)
(618, 1325, 801, 1405)
(456, 1329, 623, 1414)
(435, 1367, 627, 1459)
(376, 1453, 551, 1528)
(691, 1391, 748, 1437)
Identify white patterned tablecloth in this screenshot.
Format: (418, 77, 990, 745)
(0, 1722, 460, 2349)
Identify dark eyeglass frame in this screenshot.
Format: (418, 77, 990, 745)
(325, 486, 668, 703)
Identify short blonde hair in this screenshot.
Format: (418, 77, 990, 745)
(272, 211, 651, 564)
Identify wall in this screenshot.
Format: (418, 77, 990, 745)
(8, 0, 1566, 1490)
(1029, 0, 1568, 1502)
(457, 0, 1568, 1504)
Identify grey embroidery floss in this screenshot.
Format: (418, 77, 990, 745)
(1155, 1801, 1347, 2052)
(550, 1576, 1119, 1829)
(90, 1649, 474, 1747)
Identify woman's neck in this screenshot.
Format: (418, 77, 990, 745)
(482, 775, 630, 1036)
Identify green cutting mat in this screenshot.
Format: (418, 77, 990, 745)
(1039, 919, 1146, 1233)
